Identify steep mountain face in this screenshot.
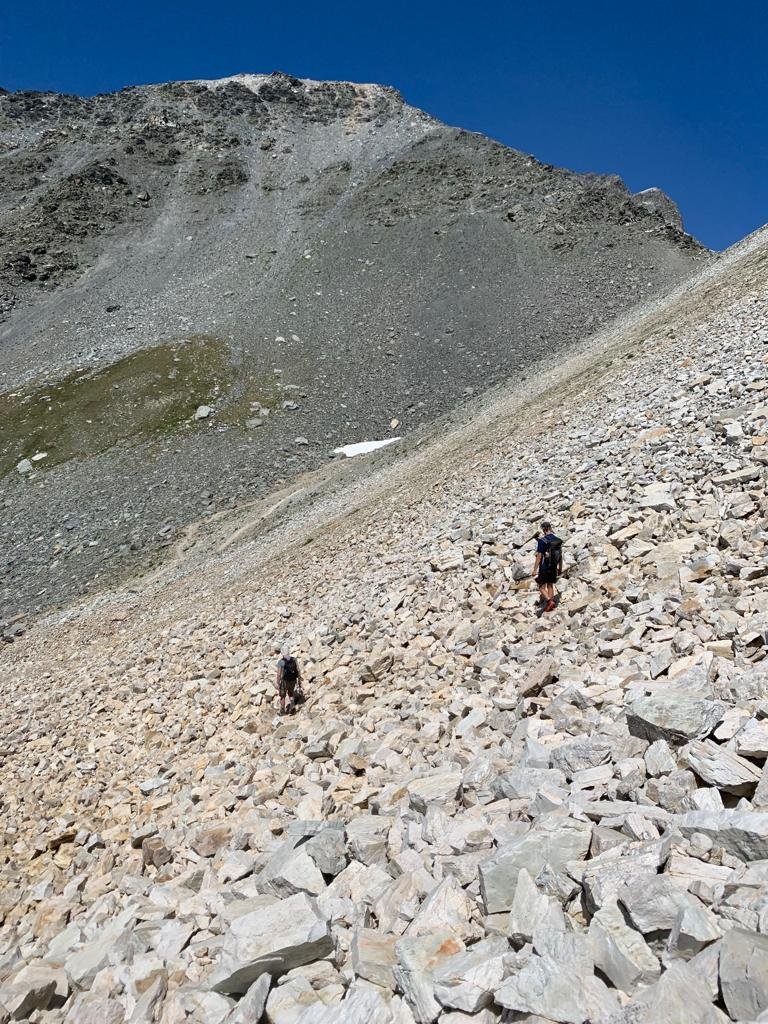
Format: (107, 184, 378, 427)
(0, 71, 708, 620)
(0, 226, 765, 1024)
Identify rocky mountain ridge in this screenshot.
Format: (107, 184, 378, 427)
(0, 225, 765, 1022)
(0, 71, 707, 623)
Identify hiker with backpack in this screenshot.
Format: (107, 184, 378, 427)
(533, 521, 563, 614)
(276, 648, 302, 715)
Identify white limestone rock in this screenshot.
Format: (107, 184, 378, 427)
(494, 953, 619, 1023)
(350, 929, 397, 990)
(479, 815, 592, 913)
(617, 874, 692, 933)
(627, 692, 726, 745)
(432, 936, 507, 1013)
(608, 960, 730, 1023)
(507, 867, 565, 948)
(667, 899, 722, 959)
(407, 770, 462, 813)
(680, 739, 761, 795)
(394, 929, 465, 1024)
(224, 974, 271, 1023)
(209, 893, 333, 995)
(588, 899, 661, 992)
(677, 810, 768, 861)
(719, 927, 768, 1022)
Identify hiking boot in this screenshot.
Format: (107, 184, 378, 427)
(544, 600, 557, 613)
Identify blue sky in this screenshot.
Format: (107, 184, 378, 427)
(1, 0, 765, 251)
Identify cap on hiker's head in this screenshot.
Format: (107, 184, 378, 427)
(281, 644, 291, 657)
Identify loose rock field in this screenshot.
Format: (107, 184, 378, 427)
(0, 230, 767, 1022)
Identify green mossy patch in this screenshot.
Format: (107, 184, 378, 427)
(0, 335, 233, 478)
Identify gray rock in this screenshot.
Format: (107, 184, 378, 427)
(224, 974, 271, 1023)
(304, 830, 347, 877)
(209, 893, 333, 995)
(719, 927, 768, 1021)
(627, 692, 726, 745)
(677, 810, 768, 861)
(495, 953, 619, 1023)
(479, 814, 592, 913)
(588, 899, 660, 992)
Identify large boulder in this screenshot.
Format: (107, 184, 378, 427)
(494, 953, 619, 1023)
(588, 899, 660, 992)
(627, 692, 725, 745)
(479, 815, 592, 913)
(209, 893, 333, 995)
(719, 927, 768, 1021)
(677, 810, 768, 861)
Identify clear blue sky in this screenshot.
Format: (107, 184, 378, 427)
(2, 0, 765, 251)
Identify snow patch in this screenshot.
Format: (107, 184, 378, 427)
(334, 438, 401, 458)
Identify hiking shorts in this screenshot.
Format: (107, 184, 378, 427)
(537, 566, 559, 585)
(279, 675, 297, 701)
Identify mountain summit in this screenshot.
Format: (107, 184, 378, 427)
(0, 71, 708, 619)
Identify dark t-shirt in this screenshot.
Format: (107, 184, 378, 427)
(537, 533, 557, 555)
(278, 656, 299, 680)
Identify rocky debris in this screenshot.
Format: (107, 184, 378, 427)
(0, 229, 766, 1022)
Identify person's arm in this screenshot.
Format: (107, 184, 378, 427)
(276, 663, 283, 688)
(533, 538, 543, 577)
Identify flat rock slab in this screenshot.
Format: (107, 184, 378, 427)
(680, 739, 761, 795)
(677, 810, 768, 861)
(495, 953, 619, 1023)
(719, 927, 768, 1022)
(479, 815, 592, 913)
(209, 892, 333, 995)
(627, 692, 726, 745)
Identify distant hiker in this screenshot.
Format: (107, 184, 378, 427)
(533, 521, 563, 614)
(276, 648, 301, 715)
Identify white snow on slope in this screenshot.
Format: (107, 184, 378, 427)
(334, 438, 401, 458)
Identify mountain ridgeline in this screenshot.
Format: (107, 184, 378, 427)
(0, 71, 709, 621)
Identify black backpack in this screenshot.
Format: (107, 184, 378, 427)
(281, 655, 299, 682)
(542, 535, 563, 570)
